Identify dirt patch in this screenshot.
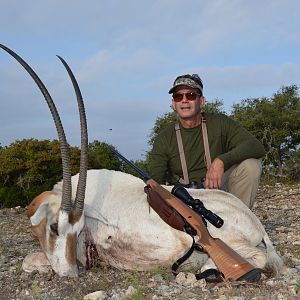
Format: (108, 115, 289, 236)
(0, 183, 299, 299)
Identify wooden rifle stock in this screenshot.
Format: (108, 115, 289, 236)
(146, 179, 259, 281)
(110, 148, 260, 281)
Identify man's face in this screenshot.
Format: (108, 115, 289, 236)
(171, 87, 205, 120)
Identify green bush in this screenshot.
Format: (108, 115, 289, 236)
(0, 187, 25, 208)
(284, 149, 300, 181)
(0, 139, 80, 208)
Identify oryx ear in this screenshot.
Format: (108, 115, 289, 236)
(27, 191, 53, 218)
(30, 202, 50, 226)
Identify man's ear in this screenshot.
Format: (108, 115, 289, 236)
(200, 96, 206, 106)
(170, 100, 176, 111)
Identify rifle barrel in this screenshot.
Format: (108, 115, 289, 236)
(111, 147, 151, 181)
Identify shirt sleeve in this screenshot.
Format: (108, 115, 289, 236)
(148, 133, 169, 184)
(217, 115, 266, 170)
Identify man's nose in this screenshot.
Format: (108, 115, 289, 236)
(182, 94, 189, 102)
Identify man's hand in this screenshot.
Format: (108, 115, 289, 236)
(204, 158, 224, 189)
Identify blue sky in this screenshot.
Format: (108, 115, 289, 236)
(1, 0, 299, 160)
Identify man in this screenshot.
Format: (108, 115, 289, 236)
(148, 74, 265, 208)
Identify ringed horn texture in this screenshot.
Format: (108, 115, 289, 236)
(0, 44, 88, 215)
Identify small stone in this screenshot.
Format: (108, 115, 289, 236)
(22, 252, 51, 274)
(193, 278, 207, 289)
(175, 272, 197, 287)
(265, 279, 276, 286)
(125, 285, 137, 297)
(147, 281, 156, 288)
(152, 274, 164, 282)
(83, 290, 107, 300)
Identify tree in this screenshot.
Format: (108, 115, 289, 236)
(87, 140, 149, 179)
(88, 140, 122, 170)
(0, 139, 80, 207)
(204, 98, 225, 114)
(120, 159, 149, 179)
(232, 85, 300, 175)
(148, 111, 177, 148)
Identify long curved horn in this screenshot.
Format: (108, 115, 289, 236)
(56, 55, 88, 213)
(0, 44, 73, 213)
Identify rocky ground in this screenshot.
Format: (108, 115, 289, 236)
(0, 182, 299, 300)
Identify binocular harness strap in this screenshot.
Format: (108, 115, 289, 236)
(175, 113, 212, 186)
(175, 122, 189, 185)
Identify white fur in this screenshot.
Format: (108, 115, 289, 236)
(29, 169, 284, 277)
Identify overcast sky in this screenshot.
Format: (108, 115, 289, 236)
(1, 0, 299, 160)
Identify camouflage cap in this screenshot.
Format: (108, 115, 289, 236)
(168, 74, 203, 94)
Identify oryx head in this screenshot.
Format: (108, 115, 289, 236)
(0, 44, 88, 277)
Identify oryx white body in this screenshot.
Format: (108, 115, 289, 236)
(28, 169, 284, 276)
(0, 44, 283, 279)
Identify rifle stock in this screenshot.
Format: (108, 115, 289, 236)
(146, 179, 260, 281)
(111, 148, 261, 281)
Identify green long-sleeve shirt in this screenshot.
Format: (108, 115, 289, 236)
(148, 113, 266, 185)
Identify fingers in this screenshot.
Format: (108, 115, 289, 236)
(204, 158, 224, 189)
(204, 173, 222, 189)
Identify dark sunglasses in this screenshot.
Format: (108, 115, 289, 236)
(172, 92, 200, 102)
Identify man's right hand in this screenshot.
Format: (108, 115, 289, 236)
(204, 157, 224, 189)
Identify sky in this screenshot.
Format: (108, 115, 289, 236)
(0, 0, 299, 160)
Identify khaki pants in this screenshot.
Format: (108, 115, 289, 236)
(221, 159, 262, 209)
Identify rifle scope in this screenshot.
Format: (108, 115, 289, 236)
(171, 184, 224, 228)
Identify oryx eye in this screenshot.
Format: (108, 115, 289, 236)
(50, 223, 59, 236)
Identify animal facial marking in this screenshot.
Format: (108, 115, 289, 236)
(68, 209, 84, 225)
(31, 218, 47, 243)
(66, 232, 78, 266)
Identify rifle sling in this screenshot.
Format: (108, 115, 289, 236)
(144, 186, 185, 231)
(144, 186, 199, 235)
(195, 268, 224, 283)
(171, 236, 196, 275)
(171, 237, 224, 283)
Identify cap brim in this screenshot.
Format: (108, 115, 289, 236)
(169, 84, 201, 94)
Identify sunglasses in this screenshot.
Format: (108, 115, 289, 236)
(172, 92, 200, 102)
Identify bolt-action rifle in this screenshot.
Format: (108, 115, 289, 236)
(111, 148, 261, 282)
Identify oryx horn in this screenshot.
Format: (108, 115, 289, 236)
(56, 55, 88, 212)
(0, 44, 73, 213)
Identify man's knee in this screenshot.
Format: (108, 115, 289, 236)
(236, 159, 262, 180)
(225, 159, 262, 208)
